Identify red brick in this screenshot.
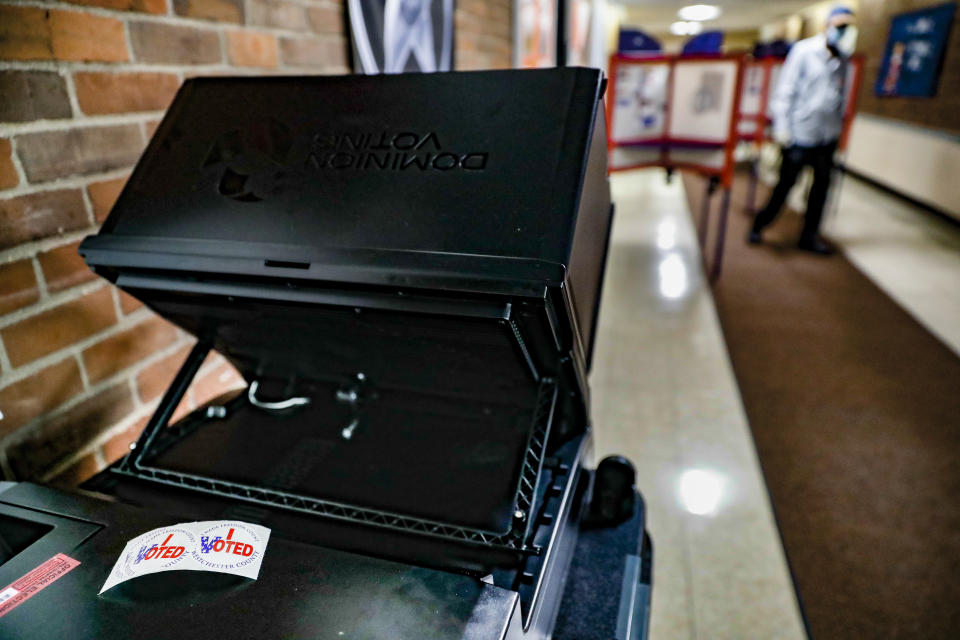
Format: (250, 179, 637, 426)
(38, 241, 96, 294)
(199, 349, 222, 371)
(462, 0, 489, 17)
(250, 0, 307, 31)
(52, 10, 129, 62)
(457, 31, 478, 53)
(0, 259, 39, 315)
(82, 316, 179, 384)
(191, 360, 245, 408)
(17, 125, 144, 182)
(307, 4, 342, 34)
(0, 189, 89, 250)
(102, 415, 149, 463)
(74, 72, 180, 115)
(0, 139, 17, 190)
(1, 287, 117, 367)
(129, 22, 222, 64)
(0, 358, 84, 437)
(227, 31, 278, 68)
(144, 120, 162, 141)
(118, 289, 143, 315)
(173, 0, 244, 23)
(63, 0, 168, 14)
(279, 36, 346, 67)
(87, 175, 128, 223)
(48, 450, 101, 487)
(0, 6, 51, 60)
(0, 71, 72, 122)
(0, 7, 129, 62)
(172, 393, 193, 424)
(7, 382, 134, 480)
(136, 343, 192, 402)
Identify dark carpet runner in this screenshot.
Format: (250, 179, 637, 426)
(682, 170, 960, 639)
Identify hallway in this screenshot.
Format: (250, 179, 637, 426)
(591, 169, 807, 640)
(595, 167, 960, 639)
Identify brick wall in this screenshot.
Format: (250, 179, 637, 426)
(0, 0, 513, 486)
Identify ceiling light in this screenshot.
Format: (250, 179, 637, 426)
(678, 4, 721, 21)
(670, 21, 704, 36)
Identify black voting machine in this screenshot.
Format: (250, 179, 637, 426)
(0, 69, 652, 639)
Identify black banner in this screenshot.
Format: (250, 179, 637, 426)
(348, 0, 455, 74)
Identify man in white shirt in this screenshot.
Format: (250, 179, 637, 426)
(748, 6, 857, 255)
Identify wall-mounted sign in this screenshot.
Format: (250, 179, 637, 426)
(348, 0, 455, 73)
(875, 2, 956, 97)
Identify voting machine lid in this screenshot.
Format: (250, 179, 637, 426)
(79, 68, 612, 361)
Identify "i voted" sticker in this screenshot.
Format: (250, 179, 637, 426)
(100, 521, 271, 594)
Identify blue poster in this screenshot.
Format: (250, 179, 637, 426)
(875, 2, 956, 97)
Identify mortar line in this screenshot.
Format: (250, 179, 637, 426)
(0, 109, 168, 137)
(0, 166, 133, 207)
(0, 330, 193, 449)
(0, 226, 103, 266)
(5, 136, 30, 189)
(0, 334, 12, 375)
(79, 180, 97, 226)
(0, 278, 107, 331)
(0, 292, 154, 390)
(39, 400, 158, 483)
(29, 255, 50, 300)
(76, 351, 92, 391)
(9, 0, 342, 38)
(61, 67, 84, 119)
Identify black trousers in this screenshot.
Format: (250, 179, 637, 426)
(752, 141, 837, 238)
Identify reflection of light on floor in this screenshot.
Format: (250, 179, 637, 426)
(679, 469, 725, 516)
(656, 219, 677, 250)
(658, 253, 688, 300)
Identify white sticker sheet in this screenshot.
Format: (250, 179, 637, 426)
(100, 520, 271, 594)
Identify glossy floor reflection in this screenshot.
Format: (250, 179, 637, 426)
(590, 169, 807, 640)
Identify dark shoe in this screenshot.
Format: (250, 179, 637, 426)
(747, 229, 763, 245)
(797, 235, 833, 255)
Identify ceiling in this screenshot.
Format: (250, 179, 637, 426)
(614, 0, 820, 34)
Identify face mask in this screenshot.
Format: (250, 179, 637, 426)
(826, 24, 857, 56)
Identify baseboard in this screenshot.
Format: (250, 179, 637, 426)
(838, 165, 960, 229)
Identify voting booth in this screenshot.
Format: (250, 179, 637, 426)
(736, 57, 780, 144)
(736, 54, 866, 216)
(736, 55, 863, 149)
(607, 53, 743, 277)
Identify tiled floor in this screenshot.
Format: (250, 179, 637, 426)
(590, 170, 808, 640)
(826, 176, 960, 356)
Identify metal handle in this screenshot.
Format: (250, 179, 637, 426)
(247, 380, 311, 411)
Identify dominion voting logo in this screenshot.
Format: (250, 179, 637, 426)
(306, 131, 488, 172)
(204, 120, 488, 203)
(203, 118, 294, 203)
